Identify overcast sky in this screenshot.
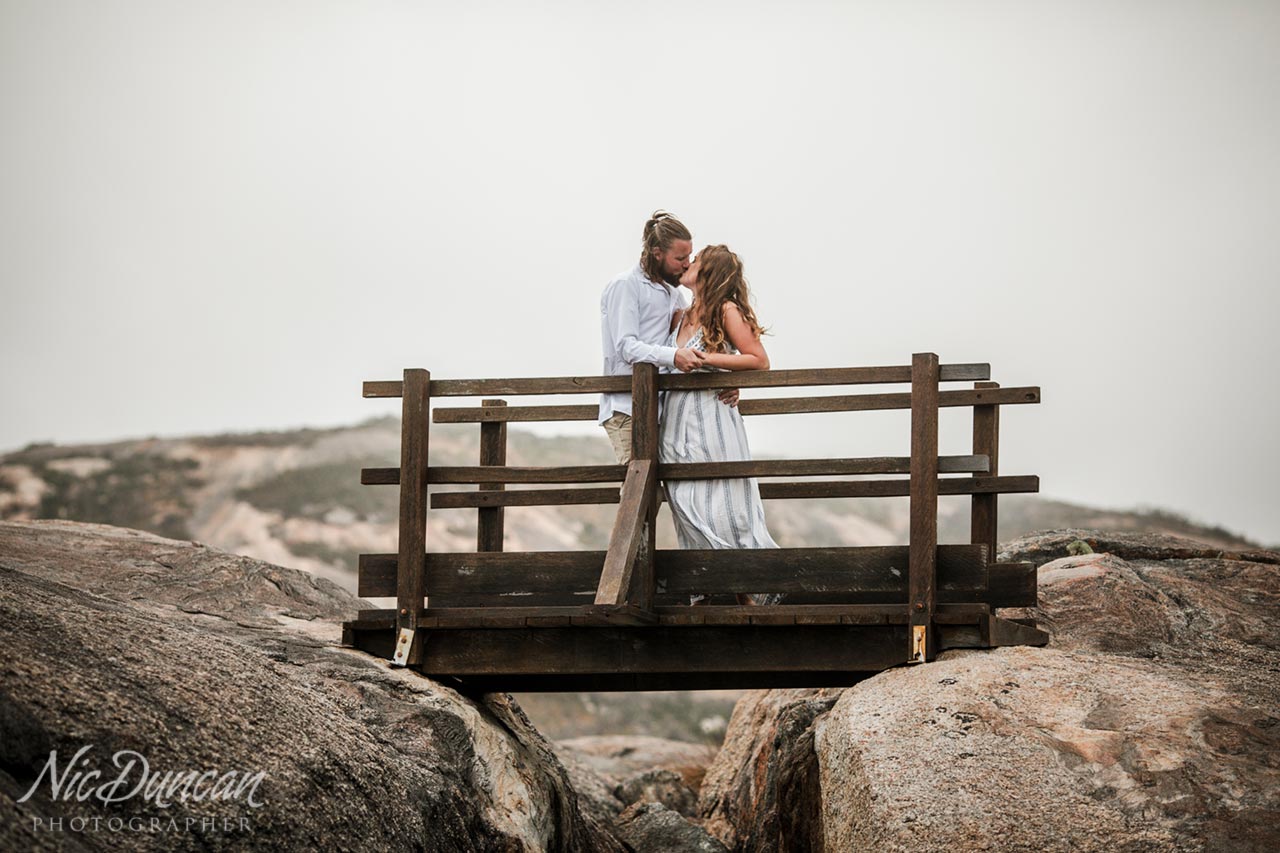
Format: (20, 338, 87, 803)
(3, 1, 1278, 544)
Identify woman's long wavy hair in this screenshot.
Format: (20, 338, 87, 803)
(689, 244, 768, 354)
(640, 210, 692, 284)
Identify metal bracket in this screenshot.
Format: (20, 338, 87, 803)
(910, 625, 927, 664)
(391, 627, 416, 667)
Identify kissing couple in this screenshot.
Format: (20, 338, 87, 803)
(598, 210, 784, 608)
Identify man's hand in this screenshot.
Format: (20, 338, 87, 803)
(674, 347, 706, 373)
(717, 387, 740, 407)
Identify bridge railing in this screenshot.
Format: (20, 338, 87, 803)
(356, 354, 1041, 666)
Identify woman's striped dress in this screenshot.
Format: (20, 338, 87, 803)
(659, 318, 785, 606)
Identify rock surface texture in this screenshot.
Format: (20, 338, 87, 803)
(701, 529, 1280, 852)
(4, 520, 1277, 852)
(0, 520, 621, 852)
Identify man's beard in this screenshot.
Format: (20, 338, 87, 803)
(660, 270, 683, 286)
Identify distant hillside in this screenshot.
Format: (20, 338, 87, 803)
(0, 416, 1264, 593)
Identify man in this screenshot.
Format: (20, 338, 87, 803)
(598, 210, 738, 464)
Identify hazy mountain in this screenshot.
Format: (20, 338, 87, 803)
(0, 415, 1264, 598)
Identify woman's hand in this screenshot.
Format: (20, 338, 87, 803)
(674, 347, 707, 372)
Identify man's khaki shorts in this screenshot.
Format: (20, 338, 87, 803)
(601, 412, 632, 465)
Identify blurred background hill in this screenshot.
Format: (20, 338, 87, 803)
(2, 416, 1263, 590)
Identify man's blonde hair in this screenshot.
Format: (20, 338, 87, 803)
(640, 210, 692, 284)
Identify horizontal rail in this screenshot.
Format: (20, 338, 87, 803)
(363, 454, 990, 486)
(429, 475, 1040, 509)
(434, 386, 1040, 424)
(357, 544, 990, 599)
(344, 602, 992, 629)
(364, 363, 991, 398)
(349, 621, 916, 675)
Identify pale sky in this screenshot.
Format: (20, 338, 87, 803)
(3, 1, 1278, 544)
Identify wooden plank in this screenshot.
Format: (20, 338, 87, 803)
(656, 544, 987, 596)
(971, 381, 1000, 563)
(661, 455, 988, 480)
(363, 376, 625, 397)
(364, 454, 989, 486)
(938, 624, 986, 650)
(413, 624, 907, 674)
(428, 475, 1040, 509)
(738, 386, 1038, 416)
(986, 562, 1038, 608)
(436, 403, 597, 423)
(343, 624, 998, 690)
(358, 544, 991, 599)
(405, 670, 884, 692)
(430, 593, 597, 608)
(426, 587, 1005, 608)
(628, 364, 659, 612)
(477, 399, 507, 553)
(362, 380, 406, 398)
(429, 385, 1041, 424)
(983, 614, 1050, 647)
(362, 467, 401, 485)
(760, 475, 1038, 501)
(525, 615, 572, 627)
(795, 614, 843, 625)
(428, 464, 626, 484)
(373, 604, 650, 625)
(595, 459, 657, 607)
(433, 487, 624, 509)
(396, 368, 430, 665)
(350, 603, 987, 630)
(647, 603, 987, 626)
(362, 363, 992, 399)
(909, 353, 940, 662)
(355, 608, 395, 624)
(405, 671, 873, 692)
(650, 601, 988, 622)
(659, 364, 991, 391)
(422, 606, 587, 622)
(361, 551, 602, 598)
(583, 603, 660, 626)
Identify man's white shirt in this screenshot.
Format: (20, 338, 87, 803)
(598, 263, 690, 425)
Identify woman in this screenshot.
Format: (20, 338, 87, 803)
(660, 244, 784, 607)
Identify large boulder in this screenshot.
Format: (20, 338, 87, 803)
(0, 520, 621, 852)
(815, 645, 1278, 851)
(697, 688, 843, 851)
(701, 530, 1280, 851)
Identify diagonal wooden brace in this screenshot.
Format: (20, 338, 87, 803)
(595, 459, 656, 608)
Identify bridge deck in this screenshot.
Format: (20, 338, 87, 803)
(341, 603, 1047, 692)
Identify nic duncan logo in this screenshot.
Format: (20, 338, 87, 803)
(18, 744, 268, 809)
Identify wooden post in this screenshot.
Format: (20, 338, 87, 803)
(393, 368, 430, 666)
(477, 399, 507, 553)
(908, 353, 939, 663)
(627, 363, 659, 611)
(971, 381, 1000, 563)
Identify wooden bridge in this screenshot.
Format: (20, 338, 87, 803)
(341, 353, 1049, 692)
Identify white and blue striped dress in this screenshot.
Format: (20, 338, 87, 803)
(659, 317, 784, 605)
